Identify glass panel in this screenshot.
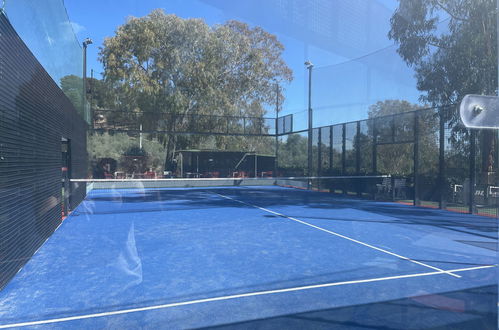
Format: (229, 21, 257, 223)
(4, 0, 84, 119)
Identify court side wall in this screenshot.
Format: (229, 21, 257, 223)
(0, 13, 87, 290)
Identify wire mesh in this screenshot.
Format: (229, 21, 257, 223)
(276, 106, 498, 218)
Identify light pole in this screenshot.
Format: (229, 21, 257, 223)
(305, 61, 314, 184)
(82, 38, 93, 125)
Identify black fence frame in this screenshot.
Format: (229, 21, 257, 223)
(277, 107, 499, 218)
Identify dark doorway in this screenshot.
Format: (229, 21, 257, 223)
(61, 138, 71, 217)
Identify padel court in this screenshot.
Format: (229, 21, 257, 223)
(0, 183, 496, 329)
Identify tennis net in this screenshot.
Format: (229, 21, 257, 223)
(70, 175, 396, 198)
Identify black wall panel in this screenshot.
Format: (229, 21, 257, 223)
(0, 13, 87, 290)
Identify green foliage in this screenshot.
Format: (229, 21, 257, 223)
(60, 75, 83, 116)
(367, 100, 439, 176)
(88, 132, 166, 172)
(277, 134, 308, 174)
(124, 146, 147, 157)
(87, 77, 115, 110)
(390, 1, 497, 181)
(389, 0, 497, 125)
(368, 99, 422, 117)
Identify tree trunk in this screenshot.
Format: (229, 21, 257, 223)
(164, 133, 177, 174)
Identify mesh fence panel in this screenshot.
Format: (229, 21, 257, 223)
(444, 122, 471, 213)
(274, 106, 497, 218)
(474, 130, 498, 217)
(394, 112, 415, 142)
(332, 124, 343, 175)
(320, 126, 331, 175)
(309, 128, 317, 176)
(375, 116, 393, 144)
(417, 109, 440, 207)
(277, 133, 308, 176)
(345, 123, 357, 174)
(358, 120, 373, 174)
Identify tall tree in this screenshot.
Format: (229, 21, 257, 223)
(389, 0, 497, 124)
(60, 75, 83, 116)
(99, 9, 292, 170)
(367, 100, 440, 177)
(389, 0, 497, 180)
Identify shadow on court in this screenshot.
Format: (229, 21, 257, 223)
(195, 285, 498, 330)
(83, 187, 498, 241)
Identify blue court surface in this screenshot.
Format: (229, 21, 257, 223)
(0, 186, 497, 329)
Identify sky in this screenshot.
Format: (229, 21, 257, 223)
(48, 0, 422, 125)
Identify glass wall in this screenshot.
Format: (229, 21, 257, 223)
(4, 0, 84, 119)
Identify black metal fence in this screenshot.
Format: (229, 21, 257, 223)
(277, 106, 499, 218)
(93, 109, 276, 136)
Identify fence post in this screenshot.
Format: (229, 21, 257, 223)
(342, 124, 346, 194)
(414, 111, 420, 206)
(356, 121, 361, 197)
(469, 129, 476, 214)
(329, 126, 333, 174)
(372, 119, 377, 175)
(275, 117, 278, 176)
(318, 128, 322, 177)
(342, 124, 346, 174)
(496, 130, 499, 218)
(438, 111, 446, 209)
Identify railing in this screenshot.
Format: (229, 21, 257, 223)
(92, 109, 276, 136)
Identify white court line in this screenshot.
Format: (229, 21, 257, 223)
(214, 192, 462, 278)
(0, 265, 494, 329)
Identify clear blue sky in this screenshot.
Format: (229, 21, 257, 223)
(64, 0, 420, 125)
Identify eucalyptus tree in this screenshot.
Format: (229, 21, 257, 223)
(389, 0, 497, 116)
(389, 0, 497, 177)
(100, 9, 292, 170)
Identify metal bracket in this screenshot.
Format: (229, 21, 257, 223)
(460, 94, 499, 129)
